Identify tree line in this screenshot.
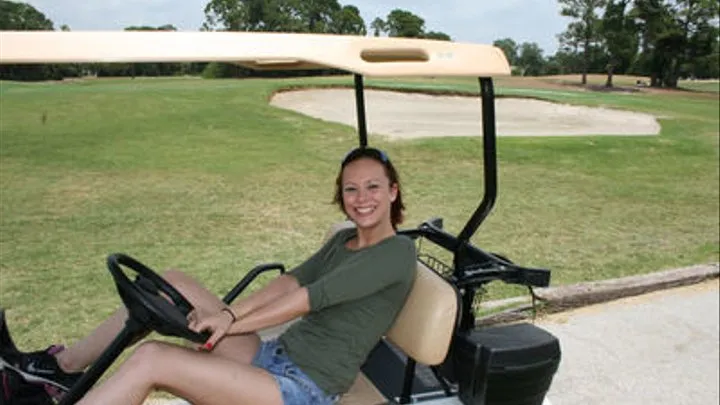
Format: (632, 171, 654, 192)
(1, 0, 717, 87)
(500, 0, 718, 87)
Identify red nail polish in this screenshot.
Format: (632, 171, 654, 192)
(204, 342, 213, 350)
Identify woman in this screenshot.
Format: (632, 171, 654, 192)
(0, 147, 416, 405)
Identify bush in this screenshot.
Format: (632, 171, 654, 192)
(201, 62, 253, 79)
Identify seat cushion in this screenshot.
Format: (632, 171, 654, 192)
(337, 373, 386, 405)
(386, 261, 458, 365)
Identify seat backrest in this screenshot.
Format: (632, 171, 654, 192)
(324, 222, 459, 365)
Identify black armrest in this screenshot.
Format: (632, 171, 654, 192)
(222, 263, 286, 304)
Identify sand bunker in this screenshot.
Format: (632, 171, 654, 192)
(270, 89, 661, 138)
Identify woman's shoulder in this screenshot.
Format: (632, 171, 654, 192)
(374, 234, 417, 263)
(333, 227, 357, 244)
(388, 233, 416, 252)
(333, 227, 415, 258)
(322, 226, 355, 246)
(384, 235, 417, 281)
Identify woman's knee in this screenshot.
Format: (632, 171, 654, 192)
(124, 340, 170, 373)
(133, 340, 169, 360)
(162, 269, 193, 287)
(161, 269, 205, 299)
(161, 269, 223, 314)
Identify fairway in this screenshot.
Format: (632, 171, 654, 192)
(0, 75, 718, 349)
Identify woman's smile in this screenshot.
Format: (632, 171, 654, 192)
(354, 206, 375, 215)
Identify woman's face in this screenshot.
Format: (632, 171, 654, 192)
(341, 158, 398, 231)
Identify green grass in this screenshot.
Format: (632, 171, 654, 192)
(678, 80, 720, 93)
(0, 75, 718, 350)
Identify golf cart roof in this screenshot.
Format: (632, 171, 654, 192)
(0, 31, 510, 77)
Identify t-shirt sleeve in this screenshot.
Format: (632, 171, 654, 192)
(305, 236, 416, 312)
(287, 230, 347, 286)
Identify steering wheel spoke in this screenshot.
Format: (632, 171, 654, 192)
(107, 253, 210, 344)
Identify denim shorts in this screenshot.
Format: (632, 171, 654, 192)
(252, 339, 339, 405)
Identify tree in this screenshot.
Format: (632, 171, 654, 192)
(688, 24, 719, 78)
(493, 38, 519, 66)
(629, 0, 719, 87)
(203, 0, 367, 34)
(600, 0, 639, 87)
(370, 17, 386, 36)
(630, 0, 667, 86)
(423, 31, 451, 41)
(516, 42, 546, 76)
(203, 0, 299, 32)
(673, 0, 719, 82)
(384, 9, 425, 38)
(203, 0, 247, 30)
(558, 0, 608, 84)
(0, 0, 57, 81)
(297, 0, 340, 32)
(633, 0, 689, 87)
(329, 5, 366, 35)
(0, 0, 53, 30)
(157, 24, 178, 31)
(371, 9, 449, 39)
(546, 51, 583, 75)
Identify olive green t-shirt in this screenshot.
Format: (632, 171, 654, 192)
(278, 228, 416, 395)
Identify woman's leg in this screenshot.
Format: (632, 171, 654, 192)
(76, 341, 282, 405)
(58, 270, 261, 372)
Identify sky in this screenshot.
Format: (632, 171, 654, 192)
(24, 0, 570, 55)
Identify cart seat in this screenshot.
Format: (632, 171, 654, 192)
(323, 222, 459, 404)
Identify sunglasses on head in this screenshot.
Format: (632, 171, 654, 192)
(341, 147, 389, 166)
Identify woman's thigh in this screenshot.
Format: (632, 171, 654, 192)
(162, 270, 261, 364)
(144, 341, 282, 405)
(253, 340, 338, 405)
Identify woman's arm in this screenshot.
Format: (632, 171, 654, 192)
(227, 274, 301, 319)
(192, 283, 310, 348)
(228, 286, 310, 335)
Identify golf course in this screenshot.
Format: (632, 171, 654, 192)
(0, 74, 718, 349)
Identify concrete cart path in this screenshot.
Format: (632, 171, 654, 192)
(538, 280, 719, 405)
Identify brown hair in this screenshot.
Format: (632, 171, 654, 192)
(333, 147, 405, 229)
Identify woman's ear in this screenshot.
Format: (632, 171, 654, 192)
(390, 183, 398, 203)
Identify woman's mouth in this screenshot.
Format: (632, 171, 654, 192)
(355, 207, 375, 216)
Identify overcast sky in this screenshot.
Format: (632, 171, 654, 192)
(25, 0, 570, 55)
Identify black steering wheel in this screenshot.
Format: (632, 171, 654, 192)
(107, 253, 210, 344)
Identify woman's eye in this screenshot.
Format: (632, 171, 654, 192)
(368, 184, 380, 190)
(343, 186, 357, 193)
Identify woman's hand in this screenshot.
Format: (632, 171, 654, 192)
(189, 308, 235, 350)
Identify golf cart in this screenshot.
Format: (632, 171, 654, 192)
(0, 32, 561, 405)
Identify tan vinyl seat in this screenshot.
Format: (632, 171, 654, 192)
(324, 222, 459, 404)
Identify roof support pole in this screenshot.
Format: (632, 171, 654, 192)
(354, 74, 368, 147)
(457, 77, 498, 244)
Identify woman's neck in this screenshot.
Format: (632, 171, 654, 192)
(352, 222, 396, 250)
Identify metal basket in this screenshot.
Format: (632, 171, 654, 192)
(417, 253, 453, 280)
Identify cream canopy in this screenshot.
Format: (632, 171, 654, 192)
(0, 31, 511, 77)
